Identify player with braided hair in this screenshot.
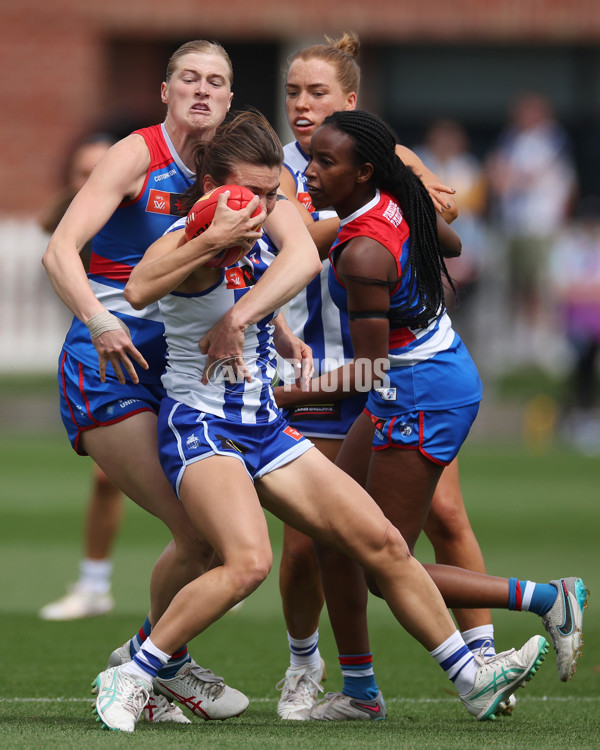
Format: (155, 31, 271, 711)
(274, 32, 498, 721)
(276, 109, 588, 721)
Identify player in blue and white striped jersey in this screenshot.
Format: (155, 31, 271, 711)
(86, 109, 547, 735)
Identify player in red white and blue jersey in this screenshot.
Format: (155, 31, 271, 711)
(328, 187, 482, 451)
(281, 109, 586, 720)
(58, 122, 194, 453)
(90, 107, 551, 735)
(274, 34, 483, 723)
(42, 42, 320, 728)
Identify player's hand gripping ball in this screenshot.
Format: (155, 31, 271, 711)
(184, 184, 262, 268)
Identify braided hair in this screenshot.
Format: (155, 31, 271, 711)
(323, 110, 455, 328)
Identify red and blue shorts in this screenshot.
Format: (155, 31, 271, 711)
(366, 403, 480, 465)
(58, 348, 163, 455)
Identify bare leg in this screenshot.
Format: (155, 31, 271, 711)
(424, 459, 493, 631)
(278, 437, 339, 639)
(315, 416, 374, 654)
(319, 413, 507, 654)
(149, 456, 273, 652)
(259, 449, 458, 651)
(81, 412, 213, 623)
(365, 447, 510, 609)
(84, 464, 123, 560)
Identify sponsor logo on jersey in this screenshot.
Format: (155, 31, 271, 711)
(146, 189, 185, 215)
(225, 268, 246, 288)
(382, 198, 403, 228)
(154, 168, 177, 183)
(297, 191, 314, 212)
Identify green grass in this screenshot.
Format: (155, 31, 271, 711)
(0, 390, 599, 748)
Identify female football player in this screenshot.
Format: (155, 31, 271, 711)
(274, 32, 499, 720)
(277, 108, 587, 721)
(90, 108, 548, 734)
(42, 40, 320, 723)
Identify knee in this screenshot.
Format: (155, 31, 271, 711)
(228, 549, 273, 600)
(365, 525, 412, 597)
(361, 523, 412, 576)
(426, 494, 471, 545)
(382, 524, 412, 565)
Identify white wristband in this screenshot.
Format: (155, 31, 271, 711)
(85, 310, 131, 340)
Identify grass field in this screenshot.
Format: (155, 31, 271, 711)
(1, 380, 599, 749)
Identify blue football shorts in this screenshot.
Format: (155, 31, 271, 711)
(366, 402, 480, 465)
(58, 348, 164, 455)
(158, 396, 315, 497)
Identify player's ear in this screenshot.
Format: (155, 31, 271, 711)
(357, 162, 374, 184)
(203, 174, 216, 193)
(345, 91, 357, 111)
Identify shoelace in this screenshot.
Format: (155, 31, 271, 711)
(476, 639, 516, 666)
(122, 684, 150, 717)
(188, 663, 226, 699)
(145, 693, 178, 720)
(276, 671, 324, 703)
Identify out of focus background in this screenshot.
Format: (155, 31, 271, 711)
(1, 6, 599, 746)
(2, 0, 600, 450)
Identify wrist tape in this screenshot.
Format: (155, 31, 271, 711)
(85, 310, 131, 340)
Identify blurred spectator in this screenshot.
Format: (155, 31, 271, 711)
(39, 133, 116, 271)
(548, 195, 600, 454)
(415, 118, 491, 354)
(38, 132, 124, 620)
(486, 92, 578, 366)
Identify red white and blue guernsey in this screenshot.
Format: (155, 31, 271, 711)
(62, 123, 194, 385)
(283, 140, 366, 437)
(329, 189, 483, 463)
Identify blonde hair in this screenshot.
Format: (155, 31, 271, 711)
(165, 40, 233, 85)
(287, 32, 360, 95)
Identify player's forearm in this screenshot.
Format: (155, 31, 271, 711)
(228, 245, 321, 333)
(42, 240, 105, 323)
(125, 232, 225, 309)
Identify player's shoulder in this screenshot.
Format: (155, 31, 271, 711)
(283, 140, 307, 170)
(106, 132, 151, 169)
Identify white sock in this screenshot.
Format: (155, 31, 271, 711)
(461, 625, 496, 657)
(288, 630, 321, 669)
(430, 630, 479, 696)
(79, 558, 112, 594)
(121, 636, 169, 682)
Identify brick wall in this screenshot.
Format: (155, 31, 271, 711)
(3, 0, 600, 216)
